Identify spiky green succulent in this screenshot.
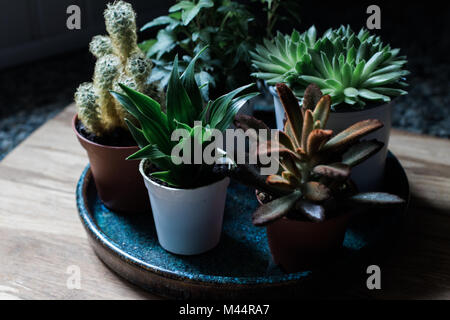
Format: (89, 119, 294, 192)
(251, 25, 409, 109)
(251, 27, 318, 85)
(74, 1, 163, 136)
(112, 48, 259, 188)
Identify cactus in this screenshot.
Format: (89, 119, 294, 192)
(93, 54, 122, 130)
(74, 1, 163, 137)
(74, 83, 103, 136)
(104, 0, 137, 63)
(89, 35, 113, 59)
(126, 52, 152, 84)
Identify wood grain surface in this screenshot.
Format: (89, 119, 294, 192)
(0, 105, 449, 300)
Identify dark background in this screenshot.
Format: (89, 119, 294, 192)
(0, 0, 449, 160)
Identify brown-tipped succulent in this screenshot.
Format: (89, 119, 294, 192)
(74, 1, 163, 136)
(232, 83, 405, 227)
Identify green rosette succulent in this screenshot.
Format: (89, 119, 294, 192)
(251, 25, 409, 109)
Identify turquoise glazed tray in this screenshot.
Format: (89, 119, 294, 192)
(76, 152, 409, 299)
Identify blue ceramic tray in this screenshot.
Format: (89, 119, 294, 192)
(76, 152, 409, 299)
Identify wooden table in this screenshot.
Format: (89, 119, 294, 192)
(1, 105, 449, 300)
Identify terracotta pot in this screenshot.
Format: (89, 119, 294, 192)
(269, 86, 392, 191)
(256, 192, 352, 273)
(72, 115, 149, 213)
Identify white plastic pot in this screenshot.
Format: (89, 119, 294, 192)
(270, 86, 392, 192)
(140, 160, 230, 255)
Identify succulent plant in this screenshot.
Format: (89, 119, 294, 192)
(89, 35, 113, 59)
(74, 82, 103, 136)
(111, 48, 258, 188)
(251, 27, 318, 86)
(251, 26, 409, 109)
(139, 0, 301, 100)
(225, 83, 404, 226)
(74, 1, 163, 136)
(104, 0, 138, 63)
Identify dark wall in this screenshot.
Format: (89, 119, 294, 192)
(295, 1, 450, 65)
(0, 0, 169, 69)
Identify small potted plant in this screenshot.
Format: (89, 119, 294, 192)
(139, 0, 301, 99)
(112, 48, 258, 255)
(250, 26, 409, 190)
(73, 1, 164, 213)
(220, 83, 404, 272)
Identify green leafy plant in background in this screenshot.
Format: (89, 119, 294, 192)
(139, 0, 301, 99)
(218, 83, 404, 225)
(251, 25, 409, 110)
(74, 1, 163, 137)
(111, 48, 258, 188)
(254, 0, 302, 38)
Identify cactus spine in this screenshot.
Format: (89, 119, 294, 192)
(74, 1, 163, 136)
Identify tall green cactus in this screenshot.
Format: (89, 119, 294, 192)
(104, 0, 138, 63)
(74, 1, 163, 136)
(74, 83, 103, 136)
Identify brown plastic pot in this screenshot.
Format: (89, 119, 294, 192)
(256, 192, 352, 273)
(73, 115, 149, 213)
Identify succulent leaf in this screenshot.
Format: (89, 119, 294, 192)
(312, 95, 331, 128)
(253, 191, 302, 226)
(302, 83, 323, 110)
(322, 119, 383, 152)
(313, 163, 351, 181)
(349, 193, 405, 207)
(209, 83, 256, 129)
(306, 129, 333, 155)
(301, 110, 314, 150)
(304, 182, 331, 202)
(296, 200, 326, 222)
(277, 131, 296, 151)
(234, 114, 270, 142)
(124, 119, 148, 148)
(283, 120, 299, 148)
(341, 140, 384, 167)
(234, 114, 270, 132)
(267, 175, 295, 189)
(276, 83, 304, 147)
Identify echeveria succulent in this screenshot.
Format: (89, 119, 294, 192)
(251, 26, 409, 109)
